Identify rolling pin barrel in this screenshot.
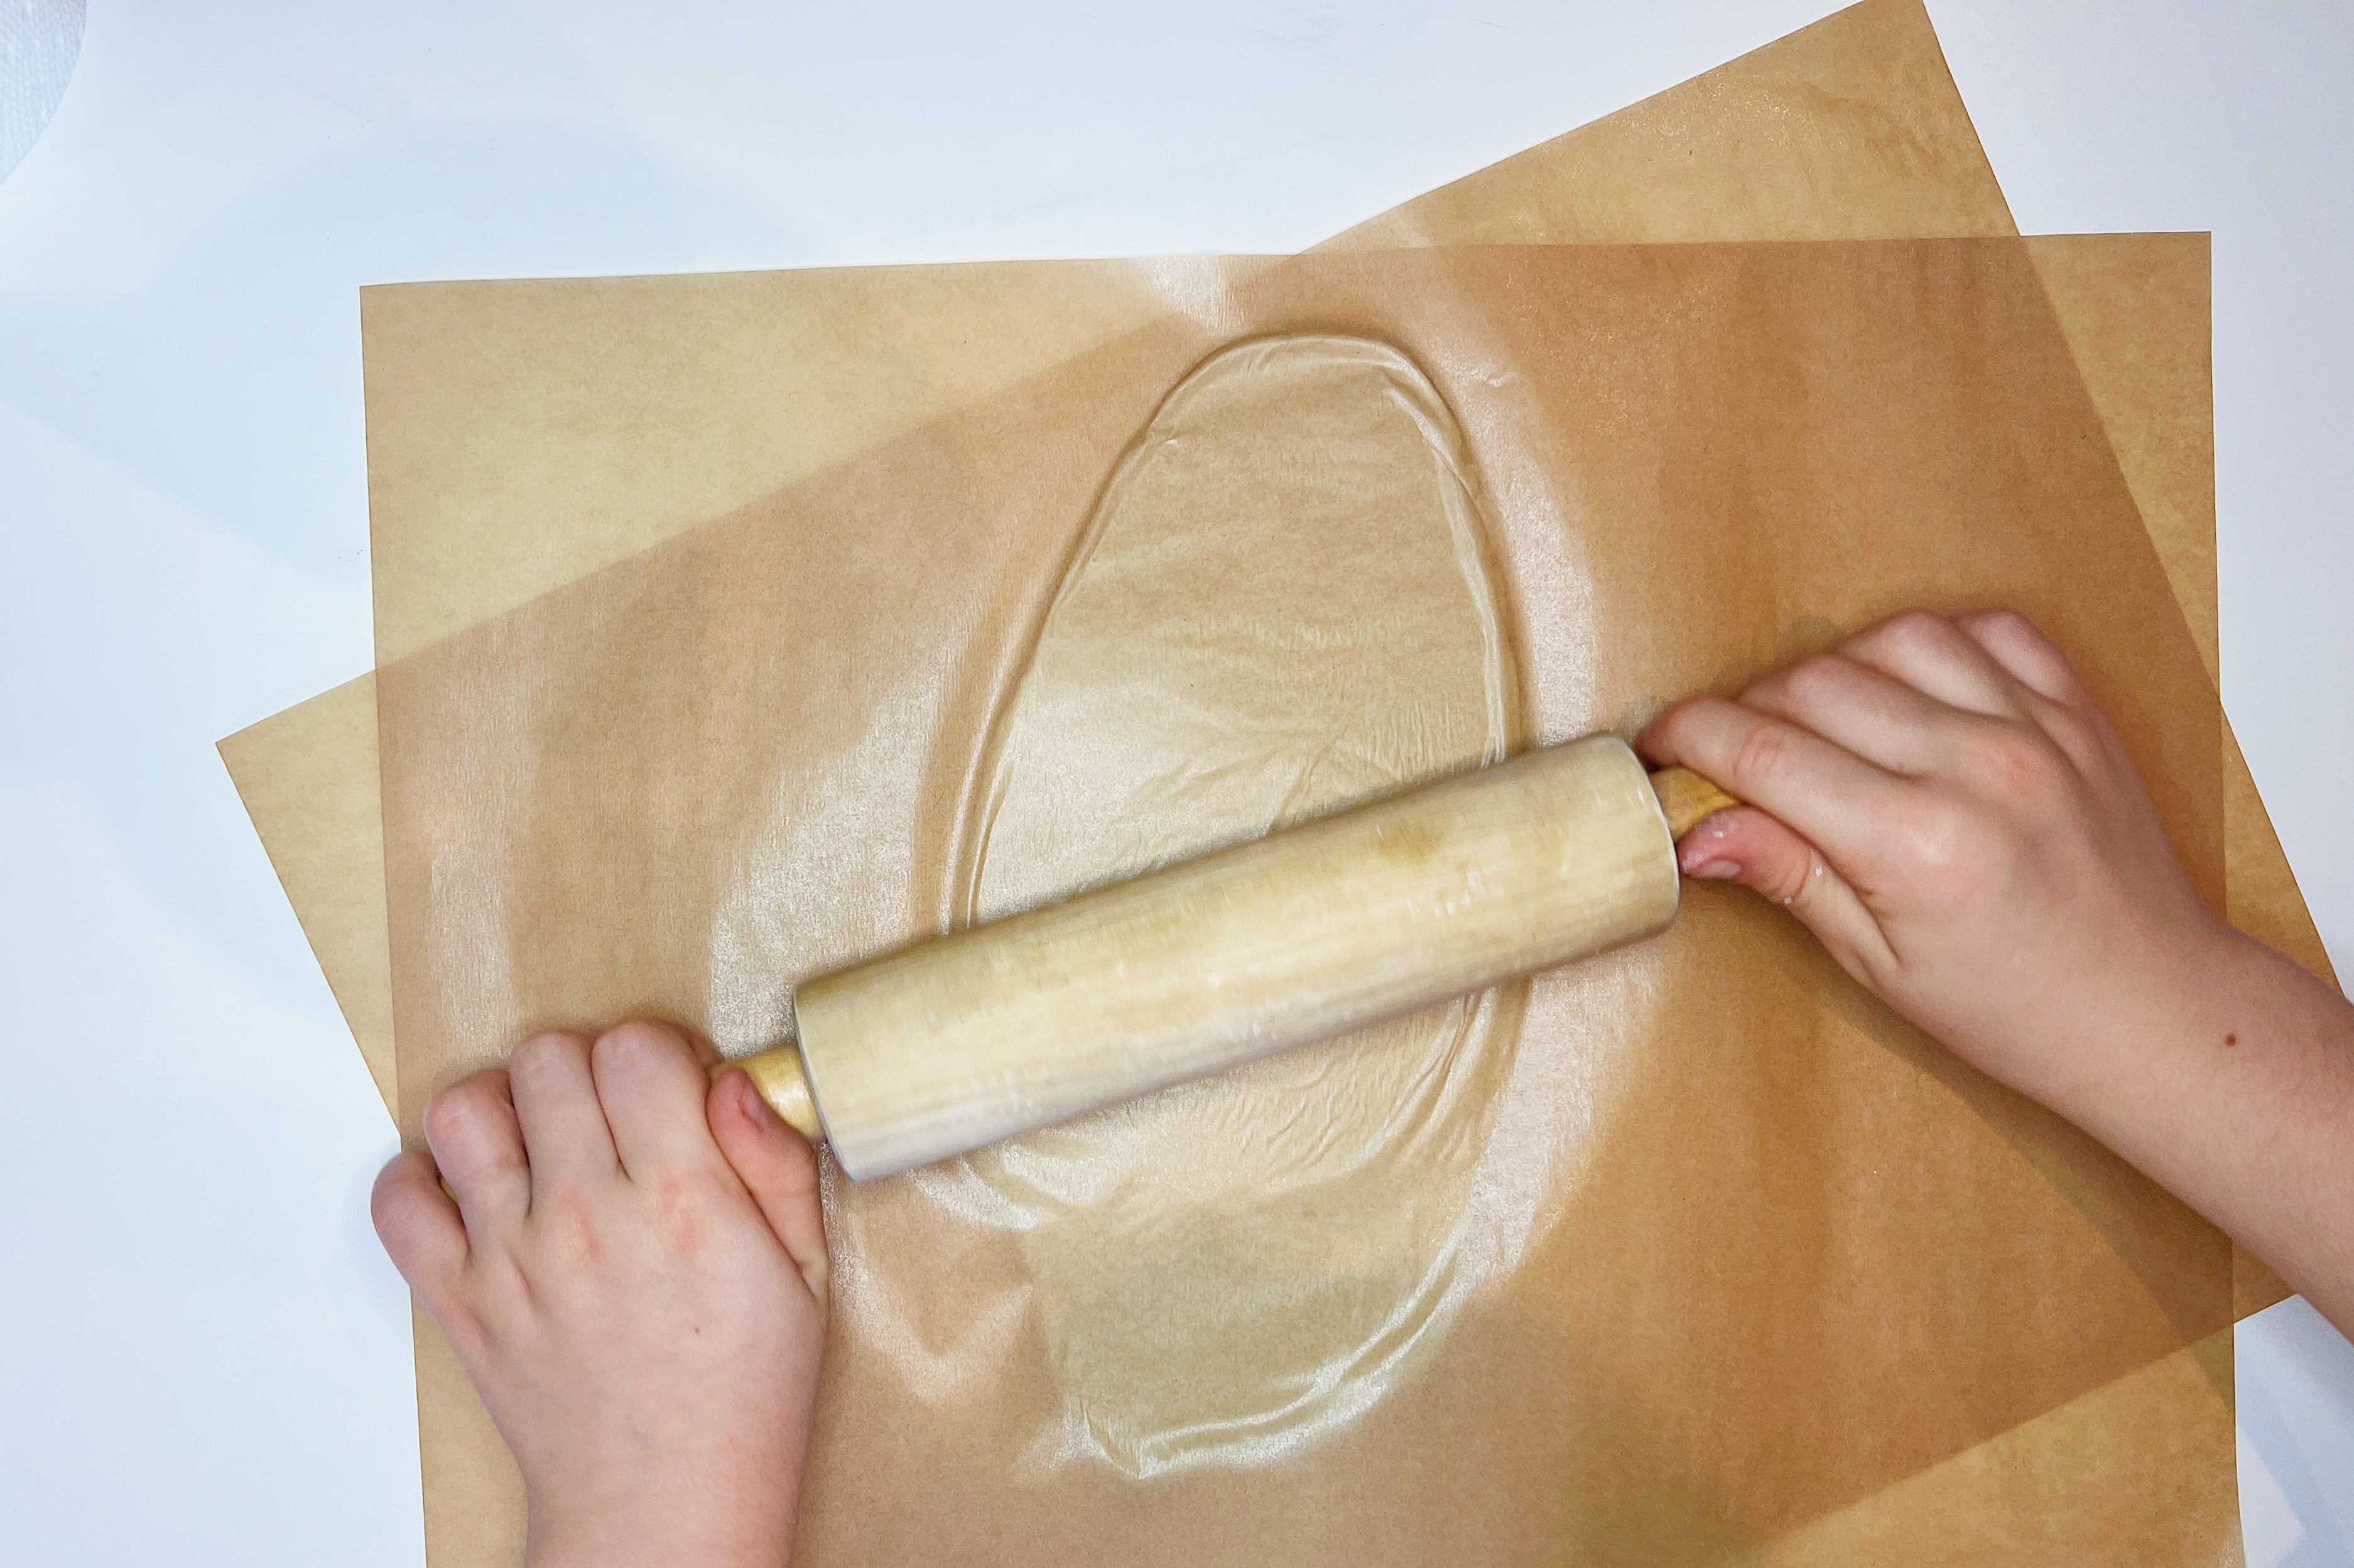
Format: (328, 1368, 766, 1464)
(737, 735, 1722, 1179)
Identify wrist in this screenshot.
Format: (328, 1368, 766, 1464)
(2025, 916, 2270, 1150)
(524, 1480, 795, 1568)
(529, 1526, 790, 1568)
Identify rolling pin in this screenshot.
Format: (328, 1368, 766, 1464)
(730, 734, 1736, 1179)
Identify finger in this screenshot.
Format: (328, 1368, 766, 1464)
(423, 1069, 531, 1235)
(1950, 609, 2113, 774)
(592, 1019, 729, 1182)
(1952, 608, 2087, 707)
(1741, 653, 1961, 777)
(1676, 806, 1895, 982)
(710, 1069, 830, 1305)
(1640, 695, 1902, 864)
(506, 1031, 617, 1193)
(371, 1148, 469, 1307)
(1842, 609, 2026, 720)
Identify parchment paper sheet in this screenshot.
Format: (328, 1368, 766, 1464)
(379, 237, 2232, 1564)
(209, 0, 2334, 1559)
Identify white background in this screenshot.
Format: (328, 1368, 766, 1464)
(1, 1, 2348, 1562)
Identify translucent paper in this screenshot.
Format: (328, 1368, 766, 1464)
(375, 239, 2233, 1563)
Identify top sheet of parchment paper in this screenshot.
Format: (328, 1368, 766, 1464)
(375, 237, 2232, 1566)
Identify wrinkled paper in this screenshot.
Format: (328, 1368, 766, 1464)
(378, 239, 2234, 1564)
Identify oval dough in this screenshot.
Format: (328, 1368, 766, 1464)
(943, 335, 1525, 1475)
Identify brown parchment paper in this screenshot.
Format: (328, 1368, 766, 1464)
(205, 0, 2333, 1557)
(220, 673, 397, 1106)
(378, 238, 2235, 1564)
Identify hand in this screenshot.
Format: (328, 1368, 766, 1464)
(1639, 608, 2230, 1111)
(372, 1020, 828, 1568)
(1641, 608, 2354, 1333)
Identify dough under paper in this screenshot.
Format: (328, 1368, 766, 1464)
(930, 335, 1527, 1476)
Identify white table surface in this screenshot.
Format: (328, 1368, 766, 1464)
(1, 1, 2347, 1562)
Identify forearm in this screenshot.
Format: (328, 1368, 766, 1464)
(2047, 926, 2354, 1334)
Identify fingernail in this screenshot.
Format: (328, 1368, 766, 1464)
(1686, 858, 1744, 880)
(735, 1070, 776, 1128)
(1678, 831, 1735, 873)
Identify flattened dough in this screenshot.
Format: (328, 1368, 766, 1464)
(925, 336, 1526, 1474)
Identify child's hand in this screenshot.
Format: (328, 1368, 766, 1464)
(1639, 608, 2228, 1110)
(1642, 608, 2354, 1333)
(372, 1020, 827, 1568)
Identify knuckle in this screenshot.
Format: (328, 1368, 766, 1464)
(423, 1081, 483, 1144)
(1892, 798, 1980, 880)
(646, 1174, 722, 1262)
(1887, 792, 2019, 906)
(595, 1018, 681, 1072)
(507, 1031, 578, 1079)
(1754, 846, 1817, 907)
(1959, 723, 2062, 802)
(1644, 696, 1710, 757)
(423, 1071, 519, 1167)
(532, 1190, 605, 1269)
(1731, 719, 1792, 786)
(1854, 608, 1950, 668)
(1973, 607, 2035, 642)
(1884, 608, 1946, 646)
(1781, 655, 1849, 710)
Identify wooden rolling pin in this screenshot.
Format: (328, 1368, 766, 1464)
(730, 735, 1736, 1180)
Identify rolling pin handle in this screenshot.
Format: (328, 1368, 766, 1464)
(716, 1042, 825, 1145)
(1648, 765, 1740, 841)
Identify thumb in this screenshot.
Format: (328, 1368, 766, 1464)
(1676, 806, 1893, 982)
(708, 1068, 830, 1306)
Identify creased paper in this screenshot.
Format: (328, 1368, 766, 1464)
(377, 239, 2233, 1564)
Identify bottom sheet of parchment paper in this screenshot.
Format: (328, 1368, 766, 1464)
(371, 238, 2236, 1565)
